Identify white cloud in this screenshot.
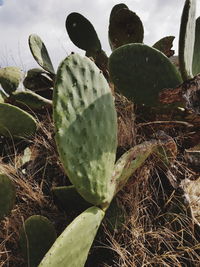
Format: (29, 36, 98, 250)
(0, 0, 200, 70)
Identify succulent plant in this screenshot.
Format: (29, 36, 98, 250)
(178, 0, 196, 81)
(66, 12, 101, 58)
(153, 36, 175, 57)
(0, 103, 37, 138)
(109, 43, 182, 106)
(23, 68, 54, 92)
(20, 215, 57, 267)
(29, 34, 55, 74)
(11, 90, 52, 110)
(39, 206, 104, 267)
(0, 174, 15, 220)
(109, 3, 128, 19)
(53, 53, 117, 206)
(192, 16, 200, 76)
(108, 4, 144, 51)
(0, 66, 23, 95)
(19, 2, 199, 267)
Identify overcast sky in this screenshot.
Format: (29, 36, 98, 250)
(0, 0, 200, 71)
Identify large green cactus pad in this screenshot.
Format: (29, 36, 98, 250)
(20, 215, 57, 267)
(192, 16, 200, 75)
(66, 13, 101, 56)
(29, 34, 55, 74)
(109, 6, 144, 51)
(109, 44, 182, 106)
(39, 206, 104, 267)
(178, 0, 196, 80)
(53, 54, 117, 206)
(0, 174, 15, 220)
(0, 67, 23, 95)
(0, 103, 37, 138)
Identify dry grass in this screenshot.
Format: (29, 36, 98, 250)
(0, 95, 200, 267)
(101, 164, 200, 267)
(0, 114, 68, 267)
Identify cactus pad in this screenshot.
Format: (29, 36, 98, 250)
(39, 206, 104, 267)
(0, 103, 37, 138)
(192, 16, 200, 75)
(0, 66, 23, 95)
(53, 54, 117, 206)
(111, 140, 158, 194)
(109, 43, 182, 106)
(12, 91, 52, 110)
(178, 0, 196, 80)
(66, 13, 101, 56)
(109, 3, 128, 20)
(20, 215, 57, 267)
(153, 36, 175, 57)
(0, 174, 15, 220)
(109, 6, 144, 50)
(29, 34, 55, 74)
(23, 68, 54, 92)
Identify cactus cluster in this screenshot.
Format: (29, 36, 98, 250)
(36, 53, 177, 267)
(1, 0, 200, 266)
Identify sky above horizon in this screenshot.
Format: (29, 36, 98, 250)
(0, 0, 200, 71)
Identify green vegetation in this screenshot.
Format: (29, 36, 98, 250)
(1, 1, 200, 266)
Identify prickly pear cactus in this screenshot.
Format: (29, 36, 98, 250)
(20, 215, 57, 267)
(109, 5, 144, 51)
(111, 134, 177, 195)
(178, 0, 196, 80)
(29, 34, 55, 74)
(0, 67, 23, 95)
(153, 36, 175, 57)
(0, 103, 37, 138)
(12, 91, 52, 110)
(192, 16, 200, 75)
(23, 68, 54, 92)
(109, 43, 182, 106)
(53, 53, 117, 206)
(66, 13, 101, 57)
(109, 3, 128, 19)
(0, 174, 15, 220)
(39, 206, 104, 267)
(111, 140, 158, 194)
